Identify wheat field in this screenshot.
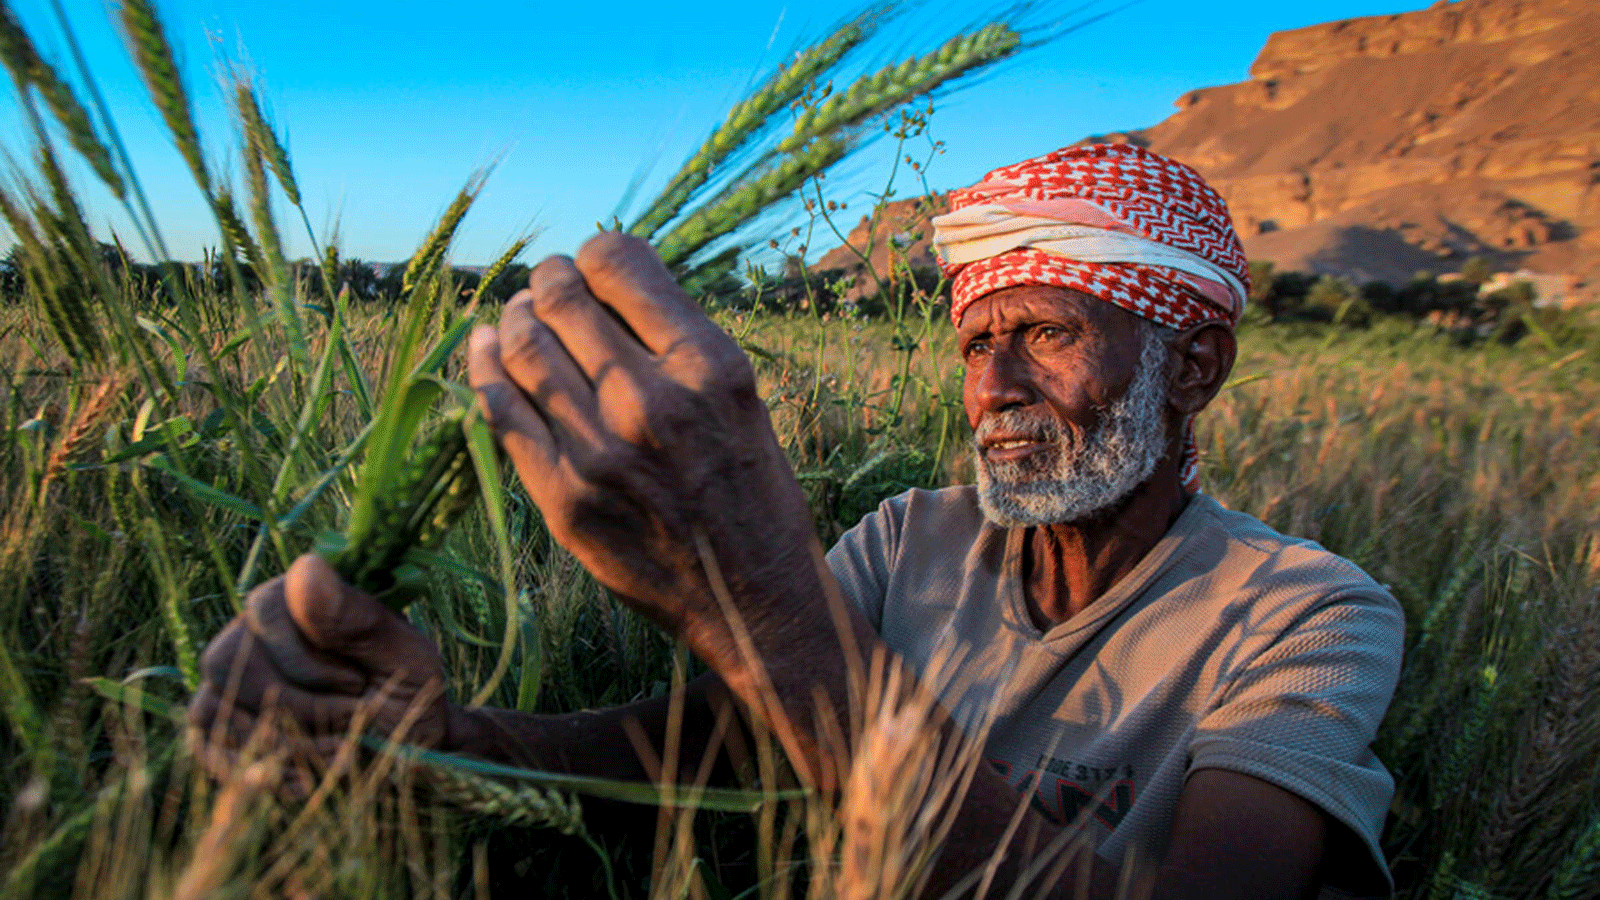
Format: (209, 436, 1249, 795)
(3, 0, 1600, 897)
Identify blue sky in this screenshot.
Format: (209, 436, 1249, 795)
(1, 0, 1421, 265)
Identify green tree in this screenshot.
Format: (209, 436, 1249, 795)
(1306, 275, 1371, 327)
(1461, 255, 1493, 287)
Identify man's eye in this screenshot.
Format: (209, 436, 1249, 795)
(961, 339, 991, 360)
(1030, 325, 1071, 344)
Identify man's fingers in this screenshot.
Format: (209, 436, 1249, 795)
(498, 287, 609, 451)
(526, 254, 649, 378)
(467, 324, 559, 470)
(196, 625, 364, 719)
(189, 688, 369, 802)
(245, 578, 367, 696)
(283, 554, 443, 684)
(199, 617, 252, 692)
(572, 233, 712, 357)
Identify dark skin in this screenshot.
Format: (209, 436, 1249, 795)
(957, 285, 1203, 626)
(190, 234, 1332, 899)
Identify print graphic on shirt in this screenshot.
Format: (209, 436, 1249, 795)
(989, 756, 1138, 830)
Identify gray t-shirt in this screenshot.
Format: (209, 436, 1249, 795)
(825, 486, 1404, 893)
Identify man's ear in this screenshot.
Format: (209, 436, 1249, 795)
(1167, 322, 1236, 417)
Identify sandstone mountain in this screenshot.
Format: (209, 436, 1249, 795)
(818, 0, 1599, 302)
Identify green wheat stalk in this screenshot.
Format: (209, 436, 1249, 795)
(643, 21, 1019, 275)
(1432, 664, 1499, 814)
(233, 78, 301, 206)
(473, 236, 534, 302)
(1547, 814, 1600, 900)
(116, 0, 210, 195)
(209, 186, 266, 271)
(235, 80, 307, 363)
(0, 187, 83, 364)
(404, 173, 488, 295)
(324, 414, 478, 607)
(0, 4, 123, 199)
(1, 149, 105, 365)
(775, 23, 1021, 155)
(627, 11, 875, 242)
(428, 766, 585, 834)
(654, 136, 848, 270)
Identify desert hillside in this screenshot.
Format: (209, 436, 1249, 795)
(1120, 0, 1598, 293)
(820, 0, 1599, 301)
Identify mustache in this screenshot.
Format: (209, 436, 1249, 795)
(974, 409, 1064, 444)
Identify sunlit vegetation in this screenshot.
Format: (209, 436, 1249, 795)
(2, 0, 1598, 897)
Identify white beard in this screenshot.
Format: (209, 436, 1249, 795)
(974, 327, 1171, 527)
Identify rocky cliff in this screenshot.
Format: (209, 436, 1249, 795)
(1112, 0, 1599, 293)
(819, 0, 1599, 301)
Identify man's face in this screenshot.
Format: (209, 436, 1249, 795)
(957, 285, 1172, 527)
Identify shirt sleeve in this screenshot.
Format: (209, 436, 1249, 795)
(823, 493, 907, 633)
(1187, 588, 1405, 889)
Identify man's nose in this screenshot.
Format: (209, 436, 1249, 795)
(973, 346, 1035, 412)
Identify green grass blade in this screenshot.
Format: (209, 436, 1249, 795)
(365, 738, 798, 812)
(455, 398, 521, 708)
(144, 454, 267, 521)
(332, 288, 374, 417)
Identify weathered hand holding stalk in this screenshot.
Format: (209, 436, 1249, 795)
(316, 13, 1023, 615)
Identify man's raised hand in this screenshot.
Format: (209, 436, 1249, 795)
(465, 233, 834, 671)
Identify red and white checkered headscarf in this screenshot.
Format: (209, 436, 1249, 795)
(932, 143, 1250, 492)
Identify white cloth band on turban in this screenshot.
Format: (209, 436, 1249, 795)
(931, 202, 1249, 316)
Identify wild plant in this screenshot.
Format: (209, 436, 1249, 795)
(0, 0, 1071, 897)
(4, 0, 1597, 895)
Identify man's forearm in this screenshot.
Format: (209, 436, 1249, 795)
(446, 672, 747, 785)
(440, 632, 1133, 897)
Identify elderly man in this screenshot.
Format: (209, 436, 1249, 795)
(191, 144, 1403, 898)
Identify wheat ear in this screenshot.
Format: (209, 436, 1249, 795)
(117, 0, 209, 194)
(404, 174, 487, 295)
(777, 23, 1021, 155)
(326, 420, 477, 608)
(628, 13, 873, 241)
(427, 766, 585, 835)
(39, 377, 123, 496)
(0, 175, 104, 366)
(655, 137, 847, 270)
(233, 78, 301, 206)
(1547, 814, 1600, 900)
(472, 236, 533, 303)
(1474, 591, 1600, 872)
(0, 5, 124, 198)
(209, 188, 266, 271)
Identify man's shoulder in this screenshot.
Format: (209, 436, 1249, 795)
(832, 484, 993, 576)
(872, 484, 981, 525)
(1177, 495, 1397, 609)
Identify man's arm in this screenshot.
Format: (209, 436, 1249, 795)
(463, 233, 881, 791)
(187, 547, 756, 788)
(447, 671, 748, 785)
(463, 233, 1331, 898)
(1155, 769, 1326, 900)
(191, 232, 1331, 898)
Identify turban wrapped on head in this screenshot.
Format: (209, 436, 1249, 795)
(934, 142, 1249, 328)
(931, 143, 1250, 492)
